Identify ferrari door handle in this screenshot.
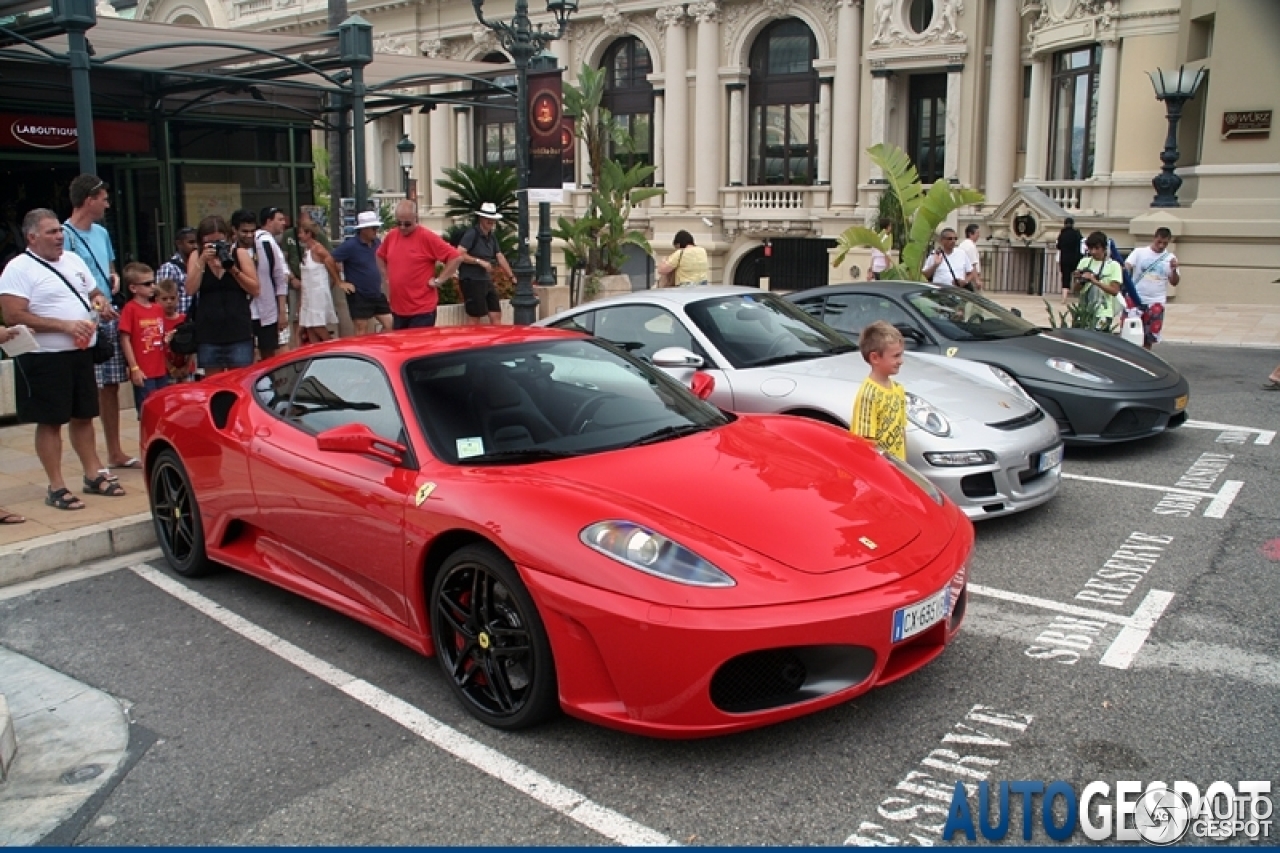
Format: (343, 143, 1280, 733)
(254, 426, 272, 437)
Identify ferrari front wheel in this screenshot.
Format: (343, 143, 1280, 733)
(149, 448, 212, 578)
(430, 544, 558, 730)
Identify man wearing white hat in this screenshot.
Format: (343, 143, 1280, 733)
(457, 202, 512, 326)
(332, 210, 392, 335)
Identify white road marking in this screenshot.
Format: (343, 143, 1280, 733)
(1062, 473, 1244, 518)
(1183, 419, 1276, 446)
(969, 584, 1174, 670)
(0, 547, 162, 603)
(130, 563, 677, 847)
(1099, 590, 1176, 669)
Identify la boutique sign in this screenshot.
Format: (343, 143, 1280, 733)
(12, 119, 79, 149)
(0, 113, 151, 154)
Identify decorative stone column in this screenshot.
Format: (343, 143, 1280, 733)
(691, 0, 721, 209)
(1092, 37, 1120, 179)
(817, 77, 833, 185)
(658, 4, 688, 208)
(829, 0, 862, 207)
(454, 106, 471, 168)
(1023, 57, 1047, 181)
(429, 84, 452, 210)
(726, 83, 745, 186)
(945, 63, 963, 182)
(983, 0, 1019, 204)
(653, 90, 666, 189)
(869, 67, 891, 182)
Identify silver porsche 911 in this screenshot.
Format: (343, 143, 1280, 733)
(541, 286, 1062, 520)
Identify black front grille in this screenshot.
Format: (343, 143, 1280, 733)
(1102, 408, 1162, 438)
(710, 646, 877, 714)
(986, 407, 1046, 431)
(961, 472, 997, 498)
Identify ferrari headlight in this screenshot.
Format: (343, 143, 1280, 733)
(580, 521, 735, 587)
(988, 365, 1038, 406)
(905, 392, 951, 436)
(1047, 357, 1112, 384)
(880, 453, 945, 505)
(923, 450, 996, 467)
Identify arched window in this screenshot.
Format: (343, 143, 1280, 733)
(1047, 45, 1100, 181)
(474, 52, 518, 168)
(748, 19, 818, 186)
(601, 37, 654, 171)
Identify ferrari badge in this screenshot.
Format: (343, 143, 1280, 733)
(860, 536, 878, 550)
(415, 482, 437, 507)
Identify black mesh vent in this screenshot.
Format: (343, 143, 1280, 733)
(711, 649, 807, 713)
(1103, 408, 1163, 438)
(961, 472, 997, 498)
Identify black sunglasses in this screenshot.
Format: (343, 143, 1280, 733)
(396, 220, 416, 227)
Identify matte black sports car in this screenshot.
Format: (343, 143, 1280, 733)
(786, 282, 1189, 445)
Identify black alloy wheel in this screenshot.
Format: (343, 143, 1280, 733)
(430, 544, 557, 730)
(149, 449, 213, 578)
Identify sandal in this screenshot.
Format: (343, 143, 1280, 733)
(0, 509, 25, 524)
(109, 457, 143, 470)
(1264, 380, 1280, 391)
(83, 470, 126, 497)
(46, 487, 86, 511)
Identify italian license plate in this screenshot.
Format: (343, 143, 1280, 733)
(892, 586, 950, 643)
(1175, 394, 1188, 411)
(1037, 445, 1064, 473)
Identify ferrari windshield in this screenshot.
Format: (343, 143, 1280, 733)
(405, 338, 729, 464)
(684, 292, 856, 369)
(905, 287, 1039, 341)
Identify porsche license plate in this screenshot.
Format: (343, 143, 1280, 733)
(1037, 445, 1064, 473)
(1175, 394, 1188, 411)
(892, 586, 950, 643)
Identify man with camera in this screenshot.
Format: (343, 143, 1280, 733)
(922, 228, 976, 289)
(1074, 231, 1124, 327)
(186, 215, 259, 375)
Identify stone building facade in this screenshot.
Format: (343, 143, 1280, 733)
(135, 0, 1279, 304)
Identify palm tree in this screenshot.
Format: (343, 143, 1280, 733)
(434, 163, 518, 257)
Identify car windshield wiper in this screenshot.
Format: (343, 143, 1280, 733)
(744, 350, 836, 368)
(623, 423, 711, 448)
(464, 447, 584, 464)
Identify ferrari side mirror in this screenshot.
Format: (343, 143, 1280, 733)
(316, 423, 407, 466)
(690, 372, 715, 400)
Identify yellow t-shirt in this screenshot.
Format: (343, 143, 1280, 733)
(850, 377, 907, 460)
(665, 245, 710, 285)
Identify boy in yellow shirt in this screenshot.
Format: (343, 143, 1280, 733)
(850, 320, 907, 460)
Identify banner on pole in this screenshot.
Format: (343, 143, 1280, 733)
(528, 69, 563, 191)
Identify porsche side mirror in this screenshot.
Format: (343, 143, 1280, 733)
(652, 347, 704, 369)
(689, 372, 715, 400)
(316, 423, 406, 466)
(894, 324, 925, 350)
(1010, 307, 1023, 318)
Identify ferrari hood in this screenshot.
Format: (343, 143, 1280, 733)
(544, 419, 925, 577)
(1014, 329, 1176, 384)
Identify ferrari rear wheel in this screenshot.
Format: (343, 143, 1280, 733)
(430, 544, 558, 730)
(150, 449, 213, 578)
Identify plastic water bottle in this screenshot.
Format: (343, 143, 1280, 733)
(1120, 309, 1145, 347)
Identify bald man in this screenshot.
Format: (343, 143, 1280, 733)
(375, 201, 463, 329)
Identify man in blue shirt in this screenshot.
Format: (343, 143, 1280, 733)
(65, 174, 138, 471)
(332, 210, 392, 335)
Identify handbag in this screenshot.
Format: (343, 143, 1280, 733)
(656, 250, 683, 288)
(169, 320, 198, 355)
(24, 250, 114, 363)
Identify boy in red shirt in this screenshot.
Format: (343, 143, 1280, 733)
(118, 262, 170, 416)
(155, 278, 193, 382)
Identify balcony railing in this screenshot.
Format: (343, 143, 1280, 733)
(1036, 182, 1084, 212)
(739, 188, 808, 210)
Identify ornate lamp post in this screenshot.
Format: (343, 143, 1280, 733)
(472, 0, 578, 325)
(1148, 65, 1206, 208)
(396, 133, 416, 196)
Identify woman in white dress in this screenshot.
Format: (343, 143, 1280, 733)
(297, 222, 340, 344)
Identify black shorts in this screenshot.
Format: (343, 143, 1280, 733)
(346, 290, 392, 320)
(460, 278, 500, 317)
(14, 349, 99, 425)
(252, 320, 279, 357)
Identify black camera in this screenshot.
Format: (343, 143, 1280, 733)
(211, 240, 236, 270)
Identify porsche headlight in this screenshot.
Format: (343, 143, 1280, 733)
(581, 521, 735, 587)
(988, 365, 1038, 406)
(923, 450, 996, 467)
(905, 392, 951, 436)
(1046, 357, 1112, 384)
(881, 452, 945, 505)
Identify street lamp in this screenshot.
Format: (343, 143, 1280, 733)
(1148, 64, 1206, 208)
(396, 133, 416, 196)
(473, 0, 578, 325)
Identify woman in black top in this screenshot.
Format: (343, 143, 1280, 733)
(186, 215, 259, 374)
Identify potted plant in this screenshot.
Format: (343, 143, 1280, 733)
(554, 64, 664, 300)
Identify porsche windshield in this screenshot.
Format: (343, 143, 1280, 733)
(684, 293, 856, 369)
(905, 288, 1039, 341)
(405, 338, 729, 464)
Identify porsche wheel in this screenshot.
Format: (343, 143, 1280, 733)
(430, 545, 558, 730)
(149, 449, 213, 578)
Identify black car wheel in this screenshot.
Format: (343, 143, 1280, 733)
(430, 544, 558, 730)
(149, 448, 213, 578)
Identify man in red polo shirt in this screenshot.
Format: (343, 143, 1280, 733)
(376, 200, 464, 329)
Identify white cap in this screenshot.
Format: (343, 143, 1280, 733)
(355, 210, 380, 230)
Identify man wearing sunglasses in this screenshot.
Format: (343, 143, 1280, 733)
(376, 200, 463, 329)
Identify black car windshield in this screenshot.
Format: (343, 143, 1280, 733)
(405, 338, 729, 464)
(905, 287, 1039, 341)
(684, 292, 856, 369)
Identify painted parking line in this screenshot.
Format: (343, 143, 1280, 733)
(1183, 419, 1275, 446)
(130, 563, 678, 848)
(1060, 472, 1244, 518)
(969, 584, 1173, 670)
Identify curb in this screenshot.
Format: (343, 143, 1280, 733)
(0, 513, 156, 589)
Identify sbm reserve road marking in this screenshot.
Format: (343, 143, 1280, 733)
(1182, 419, 1276, 446)
(129, 563, 678, 848)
